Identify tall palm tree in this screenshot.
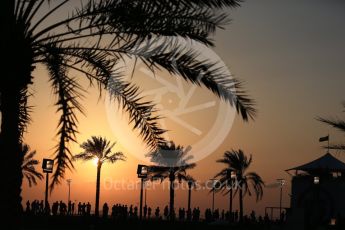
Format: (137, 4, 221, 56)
(73, 136, 125, 217)
(1, 0, 255, 223)
(215, 150, 264, 222)
(21, 144, 43, 187)
(318, 102, 345, 151)
(148, 141, 196, 220)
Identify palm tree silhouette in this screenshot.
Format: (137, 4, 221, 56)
(73, 136, 125, 217)
(1, 0, 255, 222)
(21, 144, 43, 187)
(215, 149, 264, 222)
(318, 102, 345, 151)
(148, 141, 196, 220)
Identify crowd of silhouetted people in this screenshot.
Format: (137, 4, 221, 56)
(24, 200, 283, 225)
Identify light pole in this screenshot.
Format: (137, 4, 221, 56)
(277, 179, 285, 221)
(42, 159, 54, 212)
(67, 179, 72, 204)
(144, 179, 147, 206)
(137, 165, 149, 220)
(228, 169, 237, 221)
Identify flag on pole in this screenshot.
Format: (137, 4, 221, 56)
(319, 135, 329, 142)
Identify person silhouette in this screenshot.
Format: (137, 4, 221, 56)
(264, 213, 270, 224)
(77, 202, 82, 215)
(52, 202, 58, 216)
(196, 207, 200, 221)
(250, 210, 256, 222)
(148, 207, 152, 219)
(68, 201, 72, 215)
(86, 202, 91, 216)
(103, 203, 109, 218)
(143, 204, 147, 218)
(234, 210, 239, 222)
(82, 203, 86, 216)
(25, 201, 31, 214)
(280, 210, 286, 223)
(124, 205, 128, 219)
(187, 208, 192, 221)
(44, 202, 51, 215)
(129, 205, 133, 217)
(164, 206, 169, 220)
(134, 206, 138, 218)
(39, 200, 44, 214)
(31, 200, 36, 214)
(155, 207, 160, 219)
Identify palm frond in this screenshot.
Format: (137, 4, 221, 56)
(181, 0, 242, 8)
(18, 86, 32, 140)
(73, 152, 95, 162)
(147, 141, 194, 167)
(74, 136, 126, 165)
(44, 45, 85, 189)
(40, 44, 166, 150)
(107, 77, 166, 149)
(73, 0, 240, 47)
(317, 117, 345, 134)
(328, 145, 345, 151)
(123, 40, 256, 121)
(317, 103, 345, 152)
(245, 172, 264, 201)
(104, 152, 126, 163)
(21, 144, 43, 187)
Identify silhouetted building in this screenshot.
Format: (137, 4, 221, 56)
(286, 152, 345, 228)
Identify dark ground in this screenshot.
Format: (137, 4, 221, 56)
(20, 216, 284, 230)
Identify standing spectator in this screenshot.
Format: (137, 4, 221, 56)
(164, 206, 169, 220)
(250, 210, 256, 222)
(25, 201, 31, 214)
(187, 208, 192, 221)
(68, 201, 72, 215)
(134, 206, 138, 218)
(82, 203, 86, 215)
(86, 202, 91, 216)
(143, 205, 147, 219)
(39, 200, 44, 214)
(148, 207, 152, 219)
(103, 203, 109, 218)
(129, 205, 133, 217)
(52, 202, 58, 216)
(77, 202, 82, 215)
(155, 207, 160, 219)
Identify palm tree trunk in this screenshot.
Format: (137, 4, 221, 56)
(239, 188, 243, 222)
(188, 185, 191, 212)
(169, 174, 175, 221)
(1, 2, 35, 226)
(1, 2, 27, 227)
(0, 88, 24, 227)
(229, 188, 233, 222)
(95, 163, 102, 217)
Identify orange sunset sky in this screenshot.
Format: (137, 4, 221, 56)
(20, 0, 345, 217)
